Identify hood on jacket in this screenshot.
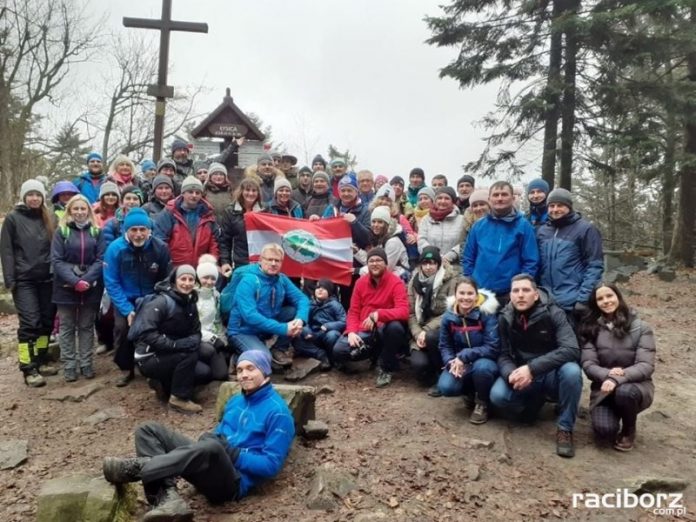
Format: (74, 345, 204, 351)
(446, 288, 499, 315)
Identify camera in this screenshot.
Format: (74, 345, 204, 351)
(349, 339, 369, 360)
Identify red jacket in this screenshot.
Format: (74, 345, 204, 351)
(345, 270, 409, 333)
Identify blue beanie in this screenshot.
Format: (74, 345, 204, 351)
(338, 172, 358, 192)
(527, 178, 550, 195)
(123, 207, 152, 230)
(140, 159, 156, 172)
(170, 139, 189, 154)
(237, 350, 272, 377)
(86, 151, 102, 163)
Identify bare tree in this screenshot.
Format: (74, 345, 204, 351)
(0, 0, 97, 210)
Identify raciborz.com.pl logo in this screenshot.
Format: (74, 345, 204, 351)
(572, 489, 686, 517)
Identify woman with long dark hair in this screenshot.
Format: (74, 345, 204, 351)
(0, 179, 58, 387)
(579, 283, 656, 452)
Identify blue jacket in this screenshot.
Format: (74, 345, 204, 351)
(215, 382, 295, 497)
(462, 210, 539, 295)
(264, 200, 304, 219)
(526, 202, 548, 229)
(103, 235, 171, 316)
(305, 296, 346, 334)
(102, 208, 128, 250)
(321, 200, 371, 249)
(73, 171, 106, 204)
(537, 212, 603, 311)
(51, 223, 105, 306)
(227, 263, 310, 337)
(438, 296, 500, 364)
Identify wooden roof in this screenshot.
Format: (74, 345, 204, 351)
(190, 88, 265, 141)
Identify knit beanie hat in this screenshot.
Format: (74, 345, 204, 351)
(121, 185, 144, 204)
(390, 176, 405, 187)
(457, 175, 476, 187)
(312, 154, 327, 168)
(270, 150, 282, 160)
(180, 176, 204, 193)
(375, 175, 388, 185)
(237, 350, 272, 377)
(152, 174, 174, 190)
(409, 167, 425, 181)
(193, 160, 209, 173)
(123, 207, 151, 230)
(527, 178, 550, 196)
(316, 278, 335, 296)
(436, 186, 457, 203)
(375, 184, 396, 201)
(312, 171, 330, 184)
(157, 158, 176, 173)
(330, 158, 346, 168)
(418, 246, 442, 267)
(338, 173, 358, 192)
(547, 188, 573, 209)
(208, 162, 228, 178)
(196, 261, 218, 282)
(99, 181, 120, 200)
(170, 139, 189, 154)
(257, 153, 274, 165)
(175, 264, 196, 280)
(20, 179, 46, 201)
(366, 247, 388, 265)
(274, 177, 292, 194)
(371, 206, 392, 225)
(86, 151, 102, 163)
(469, 188, 489, 206)
(417, 186, 436, 203)
(299, 166, 312, 176)
(140, 159, 156, 173)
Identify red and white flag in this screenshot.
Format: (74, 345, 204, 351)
(244, 213, 353, 285)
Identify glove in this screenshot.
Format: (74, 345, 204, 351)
(174, 336, 199, 352)
(74, 280, 90, 292)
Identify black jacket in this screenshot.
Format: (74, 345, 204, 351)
(219, 202, 262, 268)
(0, 204, 53, 287)
(131, 280, 201, 358)
(497, 287, 579, 380)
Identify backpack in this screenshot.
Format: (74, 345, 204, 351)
(59, 224, 100, 240)
(126, 293, 175, 342)
(219, 264, 260, 320)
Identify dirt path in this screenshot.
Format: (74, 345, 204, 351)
(0, 271, 694, 521)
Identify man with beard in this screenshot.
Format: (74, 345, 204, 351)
(170, 139, 194, 188)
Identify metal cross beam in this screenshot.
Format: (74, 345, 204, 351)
(123, 0, 207, 161)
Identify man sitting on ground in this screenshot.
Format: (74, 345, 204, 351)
(103, 350, 295, 521)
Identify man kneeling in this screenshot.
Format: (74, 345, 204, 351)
(102, 350, 295, 520)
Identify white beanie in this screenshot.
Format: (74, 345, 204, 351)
(196, 262, 218, 282)
(375, 184, 396, 202)
(20, 179, 46, 201)
(181, 175, 204, 193)
(370, 206, 392, 225)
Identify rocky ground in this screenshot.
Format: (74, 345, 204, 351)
(0, 271, 695, 521)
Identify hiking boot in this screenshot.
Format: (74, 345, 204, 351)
(271, 348, 293, 367)
(81, 366, 95, 379)
(148, 379, 169, 402)
(116, 370, 134, 387)
(469, 401, 489, 425)
(25, 369, 46, 388)
(614, 427, 636, 452)
(375, 368, 392, 388)
(64, 368, 78, 383)
(427, 385, 442, 397)
(462, 394, 475, 410)
(38, 363, 59, 376)
(143, 488, 193, 522)
(168, 395, 202, 414)
(318, 358, 332, 372)
(556, 429, 575, 458)
(103, 456, 150, 484)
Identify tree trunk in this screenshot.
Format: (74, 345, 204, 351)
(541, 0, 564, 189)
(662, 108, 677, 254)
(559, 0, 580, 191)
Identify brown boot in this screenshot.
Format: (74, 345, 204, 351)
(168, 395, 202, 414)
(613, 426, 636, 452)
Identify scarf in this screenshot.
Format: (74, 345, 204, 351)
(413, 270, 436, 320)
(429, 206, 452, 222)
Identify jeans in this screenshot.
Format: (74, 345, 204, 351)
(293, 330, 340, 361)
(332, 321, 407, 372)
(490, 361, 583, 432)
(57, 304, 98, 371)
(228, 305, 296, 355)
(437, 357, 499, 402)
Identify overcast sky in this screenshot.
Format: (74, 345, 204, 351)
(64, 0, 509, 186)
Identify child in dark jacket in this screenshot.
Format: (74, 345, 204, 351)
(292, 279, 346, 370)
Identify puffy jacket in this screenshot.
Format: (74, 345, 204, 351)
(51, 223, 105, 305)
(462, 210, 539, 295)
(218, 202, 263, 268)
(0, 204, 52, 287)
(103, 235, 171, 317)
(102, 208, 129, 250)
(73, 171, 106, 204)
(537, 212, 603, 311)
(215, 382, 295, 497)
(264, 199, 304, 219)
(131, 279, 201, 359)
(497, 287, 579, 380)
(142, 198, 168, 218)
(154, 197, 220, 267)
(227, 263, 310, 337)
(356, 222, 409, 278)
(346, 270, 409, 333)
(322, 200, 371, 249)
(198, 286, 224, 343)
(306, 297, 346, 334)
(438, 291, 500, 365)
(92, 203, 116, 228)
(407, 264, 459, 346)
(417, 209, 466, 264)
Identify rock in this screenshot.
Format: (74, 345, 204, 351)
(604, 270, 630, 284)
(628, 477, 690, 494)
(645, 409, 671, 421)
(44, 382, 103, 402)
(36, 474, 136, 522)
(306, 467, 357, 510)
(657, 269, 676, 282)
(0, 293, 16, 314)
(354, 513, 388, 522)
(317, 384, 336, 395)
(82, 407, 127, 426)
(452, 436, 495, 450)
(0, 439, 28, 470)
(303, 420, 329, 440)
(217, 382, 316, 431)
(466, 464, 480, 481)
(497, 452, 512, 465)
(284, 357, 322, 382)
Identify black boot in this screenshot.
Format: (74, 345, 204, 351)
(143, 488, 193, 522)
(102, 456, 150, 484)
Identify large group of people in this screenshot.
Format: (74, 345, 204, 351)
(0, 144, 657, 518)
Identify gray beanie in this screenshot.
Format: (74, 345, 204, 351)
(181, 175, 204, 193)
(157, 158, 176, 173)
(99, 181, 120, 200)
(152, 174, 174, 190)
(257, 153, 274, 165)
(417, 186, 436, 202)
(547, 188, 573, 209)
(20, 179, 46, 201)
(175, 264, 196, 280)
(274, 177, 292, 194)
(312, 171, 330, 184)
(208, 162, 228, 177)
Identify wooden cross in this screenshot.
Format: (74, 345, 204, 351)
(123, 0, 208, 161)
